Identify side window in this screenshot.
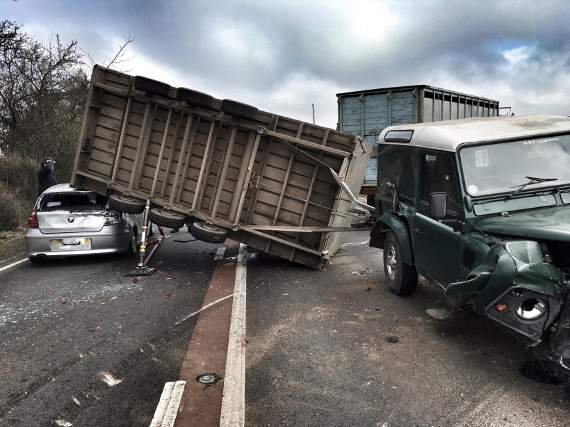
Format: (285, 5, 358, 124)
(378, 146, 416, 202)
(418, 151, 463, 218)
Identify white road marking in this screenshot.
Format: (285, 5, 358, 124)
(149, 381, 186, 427)
(220, 243, 247, 427)
(341, 240, 369, 247)
(0, 258, 28, 273)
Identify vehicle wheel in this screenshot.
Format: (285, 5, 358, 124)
(108, 194, 145, 214)
(221, 99, 258, 120)
(133, 75, 171, 97)
(176, 88, 215, 109)
(190, 221, 227, 244)
(128, 227, 138, 255)
(383, 231, 418, 296)
(149, 208, 186, 229)
(28, 256, 44, 264)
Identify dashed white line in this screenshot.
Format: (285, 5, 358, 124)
(220, 243, 247, 427)
(0, 258, 28, 273)
(149, 381, 186, 427)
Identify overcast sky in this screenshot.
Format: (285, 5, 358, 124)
(2, 0, 570, 127)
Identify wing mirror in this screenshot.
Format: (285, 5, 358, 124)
(430, 192, 447, 219)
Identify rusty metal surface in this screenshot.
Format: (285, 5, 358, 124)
(72, 66, 369, 268)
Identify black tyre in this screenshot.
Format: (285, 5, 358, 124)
(149, 208, 186, 229)
(383, 231, 418, 296)
(133, 75, 172, 97)
(127, 227, 138, 255)
(108, 193, 145, 214)
(190, 221, 227, 244)
(221, 99, 258, 120)
(28, 256, 45, 264)
(176, 88, 215, 109)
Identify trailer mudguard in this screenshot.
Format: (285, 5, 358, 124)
(370, 213, 414, 266)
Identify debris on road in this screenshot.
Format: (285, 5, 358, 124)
(98, 371, 123, 387)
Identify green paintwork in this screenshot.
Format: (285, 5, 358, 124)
(377, 213, 413, 265)
(476, 205, 570, 242)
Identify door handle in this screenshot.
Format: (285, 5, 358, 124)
(413, 227, 423, 234)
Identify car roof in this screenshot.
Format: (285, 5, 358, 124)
(41, 183, 91, 195)
(378, 115, 570, 152)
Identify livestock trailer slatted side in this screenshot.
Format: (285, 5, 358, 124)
(337, 85, 500, 189)
(72, 66, 368, 268)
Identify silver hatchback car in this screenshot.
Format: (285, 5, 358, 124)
(26, 184, 142, 262)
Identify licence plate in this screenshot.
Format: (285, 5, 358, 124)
(49, 238, 92, 251)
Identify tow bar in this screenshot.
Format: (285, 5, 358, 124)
(125, 200, 164, 277)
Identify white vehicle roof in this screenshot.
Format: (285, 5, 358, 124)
(41, 183, 90, 195)
(379, 115, 570, 152)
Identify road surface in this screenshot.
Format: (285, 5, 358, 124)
(0, 231, 569, 426)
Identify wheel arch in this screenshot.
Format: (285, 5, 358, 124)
(371, 213, 414, 266)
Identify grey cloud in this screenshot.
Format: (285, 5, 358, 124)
(2, 0, 570, 126)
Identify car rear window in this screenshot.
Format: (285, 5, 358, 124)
(39, 192, 107, 211)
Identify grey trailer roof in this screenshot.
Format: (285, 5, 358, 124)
(336, 84, 499, 104)
(378, 115, 570, 152)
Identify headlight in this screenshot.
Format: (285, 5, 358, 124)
(504, 240, 543, 270)
(516, 297, 547, 320)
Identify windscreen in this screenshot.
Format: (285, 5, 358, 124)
(39, 192, 107, 211)
(460, 134, 570, 196)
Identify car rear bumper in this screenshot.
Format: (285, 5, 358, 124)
(25, 226, 132, 257)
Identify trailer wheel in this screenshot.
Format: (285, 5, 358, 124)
(149, 208, 186, 229)
(108, 194, 145, 214)
(383, 231, 418, 296)
(177, 88, 215, 109)
(221, 99, 258, 120)
(133, 75, 172, 98)
(190, 221, 227, 244)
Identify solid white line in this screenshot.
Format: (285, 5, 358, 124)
(149, 381, 186, 427)
(0, 258, 28, 273)
(220, 243, 247, 427)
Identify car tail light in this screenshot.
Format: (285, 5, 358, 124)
(27, 211, 39, 229)
(104, 212, 121, 226)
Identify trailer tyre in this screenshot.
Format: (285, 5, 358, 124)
(383, 231, 418, 296)
(221, 99, 258, 120)
(133, 76, 171, 98)
(108, 194, 145, 214)
(177, 88, 215, 109)
(190, 221, 227, 244)
(149, 208, 186, 229)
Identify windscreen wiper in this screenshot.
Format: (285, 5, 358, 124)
(510, 176, 558, 196)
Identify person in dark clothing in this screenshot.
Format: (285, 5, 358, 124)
(37, 158, 58, 196)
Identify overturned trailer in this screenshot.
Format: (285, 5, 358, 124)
(71, 66, 369, 268)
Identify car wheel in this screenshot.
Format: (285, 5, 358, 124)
(383, 231, 418, 296)
(221, 99, 258, 120)
(190, 221, 227, 244)
(128, 227, 138, 255)
(28, 256, 44, 265)
(149, 208, 186, 229)
(108, 194, 145, 214)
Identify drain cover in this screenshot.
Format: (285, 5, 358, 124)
(196, 373, 222, 385)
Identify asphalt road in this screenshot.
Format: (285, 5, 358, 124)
(246, 231, 570, 426)
(2, 231, 570, 426)
(0, 236, 220, 426)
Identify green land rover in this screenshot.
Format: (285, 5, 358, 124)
(369, 115, 570, 370)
